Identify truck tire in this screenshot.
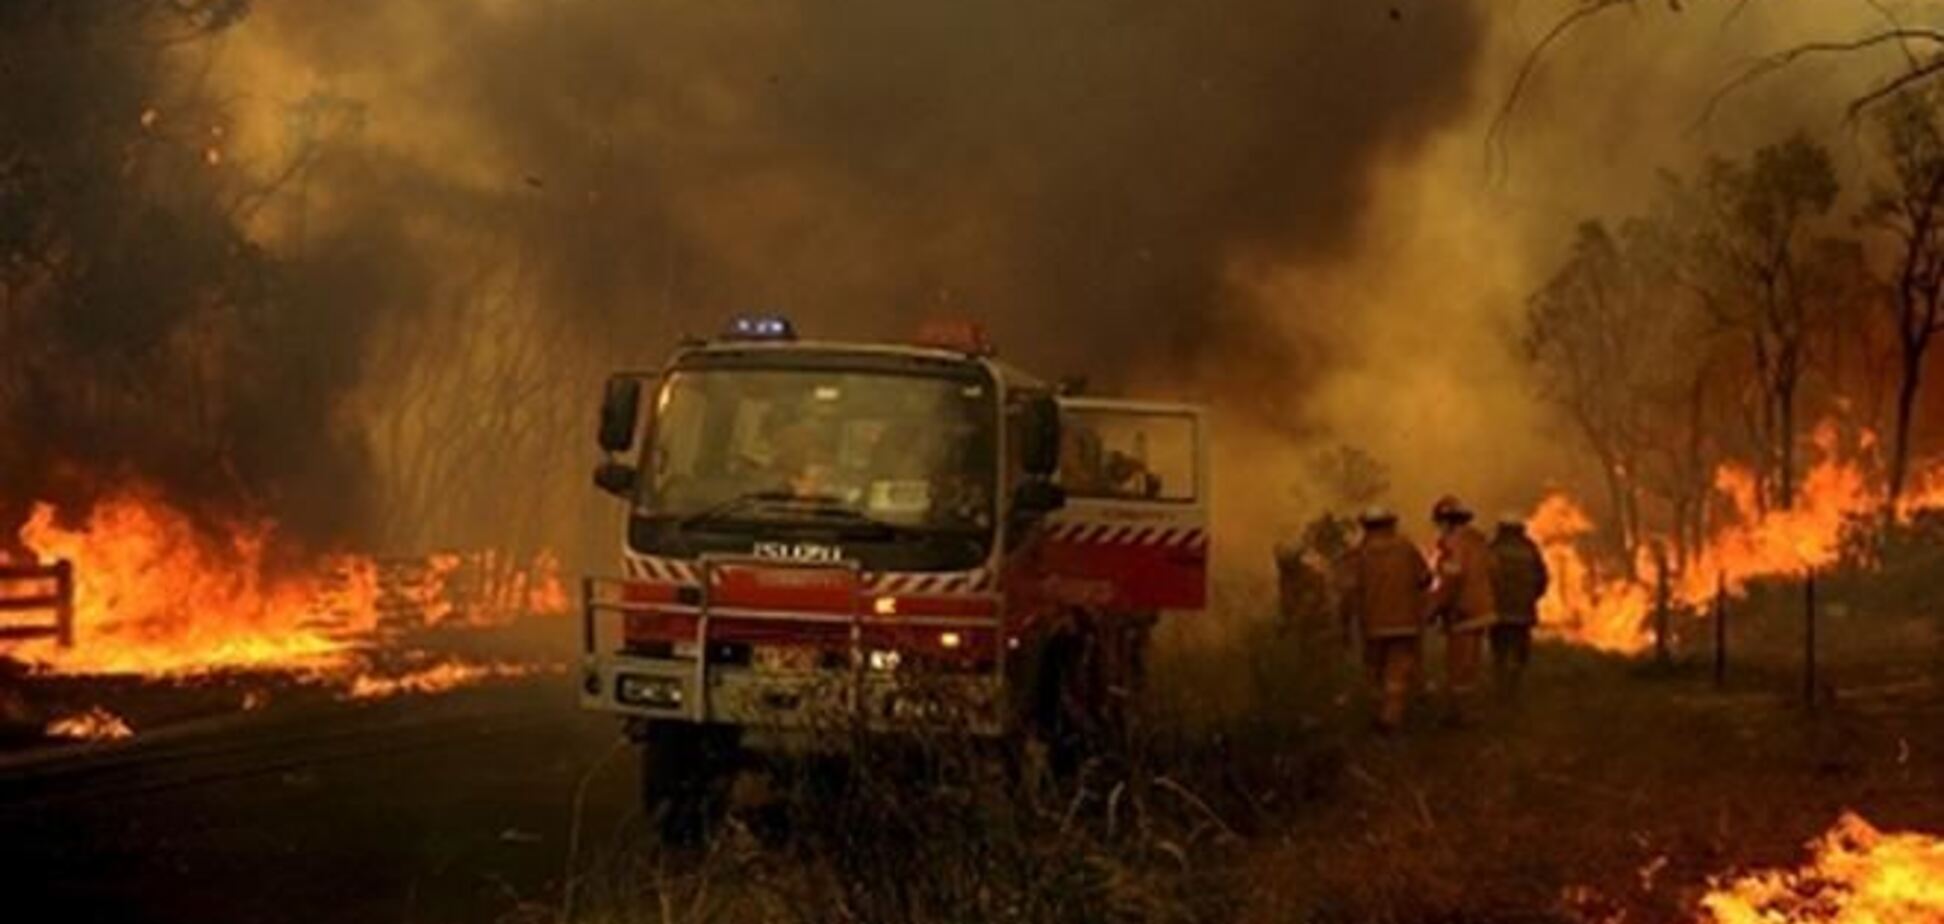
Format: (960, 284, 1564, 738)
(1025, 626, 1088, 778)
(637, 722, 731, 847)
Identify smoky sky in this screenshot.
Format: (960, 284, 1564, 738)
(271, 0, 1486, 394)
(3, 0, 1488, 546)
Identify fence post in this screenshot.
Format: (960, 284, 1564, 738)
(1802, 568, 1818, 709)
(1711, 575, 1727, 689)
(1653, 544, 1671, 665)
(54, 559, 74, 648)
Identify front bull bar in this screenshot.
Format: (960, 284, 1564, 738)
(580, 555, 1006, 734)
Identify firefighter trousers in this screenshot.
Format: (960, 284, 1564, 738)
(1444, 626, 1487, 720)
(1362, 636, 1421, 730)
(1490, 622, 1533, 695)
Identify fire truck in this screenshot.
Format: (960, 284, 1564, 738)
(580, 316, 1207, 836)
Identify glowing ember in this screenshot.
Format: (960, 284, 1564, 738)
(341, 660, 544, 700)
(1536, 421, 1943, 653)
(1697, 813, 1944, 923)
(46, 706, 134, 741)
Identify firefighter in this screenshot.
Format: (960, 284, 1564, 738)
(1275, 513, 1351, 652)
(1429, 495, 1496, 724)
(1338, 505, 1431, 732)
(1273, 537, 1322, 644)
(1488, 513, 1550, 696)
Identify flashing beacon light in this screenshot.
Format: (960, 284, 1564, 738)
(913, 318, 993, 356)
(723, 314, 797, 341)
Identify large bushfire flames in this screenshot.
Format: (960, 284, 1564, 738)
(1533, 422, 1944, 653)
(1697, 813, 1944, 923)
(0, 487, 567, 699)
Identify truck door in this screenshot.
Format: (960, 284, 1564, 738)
(1041, 399, 1208, 610)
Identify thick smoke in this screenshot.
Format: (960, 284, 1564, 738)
(6, 0, 1495, 558)
(1233, 2, 1917, 542)
(245, 1, 1487, 398)
(8, 0, 1922, 573)
(0, 4, 384, 550)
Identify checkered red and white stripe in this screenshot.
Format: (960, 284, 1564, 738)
(1042, 521, 1207, 550)
(866, 569, 994, 594)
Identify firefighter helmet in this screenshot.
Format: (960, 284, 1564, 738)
(1358, 505, 1398, 527)
(1431, 495, 1473, 523)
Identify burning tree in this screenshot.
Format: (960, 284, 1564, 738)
(1861, 81, 1944, 510)
(1525, 220, 1656, 565)
(1687, 134, 1845, 514)
(1524, 214, 1729, 570)
(0, 2, 375, 543)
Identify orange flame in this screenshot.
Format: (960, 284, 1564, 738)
(340, 660, 545, 700)
(1531, 493, 1656, 653)
(11, 488, 380, 676)
(1697, 813, 1944, 923)
(1537, 421, 1943, 653)
(4, 488, 569, 708)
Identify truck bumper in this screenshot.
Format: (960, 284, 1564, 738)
(579, 651, 1004, 736)
(581, 562, 1006, 739)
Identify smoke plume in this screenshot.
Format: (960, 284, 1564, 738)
(5, 0, 1916, 569)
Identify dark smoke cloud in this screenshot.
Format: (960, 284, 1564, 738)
(4, 0, 1488, 548)
(264, 0, 1486, 399)
(0, 4, 380, 548)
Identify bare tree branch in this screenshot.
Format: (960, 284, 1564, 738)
(1697, 29, 1944, 131)
(1487, 0, 1638, 183)
(1850, 58, 1944, 119)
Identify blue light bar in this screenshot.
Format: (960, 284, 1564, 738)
(723, 314, 797, 341)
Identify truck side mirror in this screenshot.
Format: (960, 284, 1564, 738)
(598, 376, 643, 453)
(1020, 395, 1061, 477)
(593, 461, 639, 498)
(1012, 480, 1065, 517)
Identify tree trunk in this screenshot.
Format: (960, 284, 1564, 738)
(1889, 339, 1927, 509)
(1597, 453, 1633, 577)
(1776, 373, 1798, 511)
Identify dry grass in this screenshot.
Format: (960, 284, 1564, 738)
(549, 550, 1944, 924)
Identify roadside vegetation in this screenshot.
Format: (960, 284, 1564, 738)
(542, 529, 1942, 924)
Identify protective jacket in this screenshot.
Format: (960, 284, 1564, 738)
(1340, 530, 1432, 640)
(1489, 532, 1550, 625)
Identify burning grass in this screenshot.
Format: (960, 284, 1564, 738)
(1698, 812, 1944, 923)
(1536, 420, 1944, 656)
(0, 487, 571, 719)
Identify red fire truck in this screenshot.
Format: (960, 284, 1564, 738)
(580, 316, 1207, 835)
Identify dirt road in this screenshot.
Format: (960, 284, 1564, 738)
(0, 681, 634, 924)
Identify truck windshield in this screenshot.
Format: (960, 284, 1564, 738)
(642, 368, 997, 536)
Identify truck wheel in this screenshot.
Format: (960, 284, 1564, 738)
(637, 722, 730, 847)
(1026, 628, 1087, 778)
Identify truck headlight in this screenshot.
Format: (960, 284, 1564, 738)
(616, 674, 684, 708)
